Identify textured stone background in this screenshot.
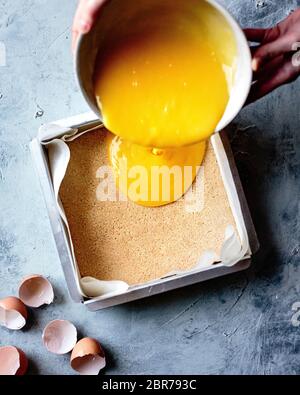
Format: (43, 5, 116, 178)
(0, 0, 300, 375)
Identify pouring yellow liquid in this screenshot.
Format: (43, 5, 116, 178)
(94, 0, 236, 206)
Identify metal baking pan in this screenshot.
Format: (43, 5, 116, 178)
(30, 112, 259, 311)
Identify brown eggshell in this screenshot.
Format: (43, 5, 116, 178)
(42, 320, 77, 355)
(0, 297, 27, 330)
(0, 346, 28, 376)
(70, 338, 106, 375)
(19, 274, 54, 308)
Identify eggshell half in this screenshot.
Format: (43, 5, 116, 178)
(71, 338, 106, 375)
(19, 275, 54, 308)
(0, 346, 28, 376)
(43, 320, 77, 355)
(0, 297, 27, 330)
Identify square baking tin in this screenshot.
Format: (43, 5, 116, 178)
(30, 112, 259, 311)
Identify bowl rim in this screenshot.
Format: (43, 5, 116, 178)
(75, 33, 102, 118)
(206, 0, 252, 131)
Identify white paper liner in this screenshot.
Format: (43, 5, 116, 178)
(40, 121, 250, 298)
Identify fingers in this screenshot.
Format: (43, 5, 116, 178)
(253, 54, 286, 81)
(245, 9, 300, 103)
(244, 28, 266, 43)
(72, 0, 87, 52)
(252, 33, 296, 71)
(244, 25, 282, 44)
(247, 58, 300, 104)
(72, 0, 106, 52)
(78, 0, 106, 30)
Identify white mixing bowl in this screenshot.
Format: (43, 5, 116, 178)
(75, 0, 252, 136)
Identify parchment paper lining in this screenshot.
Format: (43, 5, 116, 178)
(40, 122, 250, 299)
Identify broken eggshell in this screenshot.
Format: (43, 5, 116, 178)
(43, 320, 77, 355)
(0, 346, 28, 376)
(0, 297, 28, 330)
(19, 274, 54, 308)
(71, 338, 106, 375)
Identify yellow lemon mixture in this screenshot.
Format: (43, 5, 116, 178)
(107, 133, 206, 207)
(94, 0, 236, 207)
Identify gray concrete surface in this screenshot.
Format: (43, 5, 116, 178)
(0, 0, 300, 375)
